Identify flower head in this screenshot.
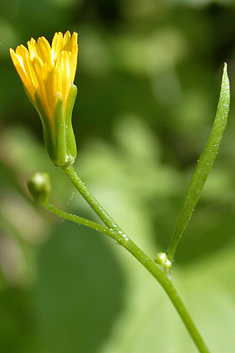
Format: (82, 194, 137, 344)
(10, 31, 78, 166)
(10, 31, 78, 118)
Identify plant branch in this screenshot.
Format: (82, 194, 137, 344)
(62, 164, 211, 353)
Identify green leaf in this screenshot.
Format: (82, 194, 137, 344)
(168, 63, 230, 262)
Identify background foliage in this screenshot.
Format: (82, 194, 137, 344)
(1, 0, 235, 352)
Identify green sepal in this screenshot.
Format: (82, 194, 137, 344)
(54, 94, 67, 166)
(34, 87, 77, 167)
(54, 85, 77, 166)
(65, 84, 77, 161)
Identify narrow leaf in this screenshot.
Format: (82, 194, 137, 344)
(168, 63, 230, 262)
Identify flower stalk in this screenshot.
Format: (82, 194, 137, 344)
(28, 167, 211, 353)
(62, 164, 211, 353)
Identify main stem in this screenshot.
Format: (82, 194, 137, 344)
(62, 164, 211, 353)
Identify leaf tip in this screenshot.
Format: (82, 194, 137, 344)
(222, 62, 230, 89)
(220, 62, 230, 108)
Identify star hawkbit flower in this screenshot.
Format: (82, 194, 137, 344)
(10, 31, 78, 166)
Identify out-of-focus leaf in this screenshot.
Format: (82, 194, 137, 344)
(32, 221, 125, 353)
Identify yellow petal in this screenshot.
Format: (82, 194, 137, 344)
(27, 56, 40, 89)
(63, 31, 71, 49)
(69, 47, 78, 83)
(32, 57, 51, 115)
(14, 45, 31, 79)
(51, 32, 63, 61)
(10, 48, 36, 101)
(36, 37, 53, 66)
(27, 38, 38, 59)
(56, 50, 71, 103)
(44, 66, 60, 118)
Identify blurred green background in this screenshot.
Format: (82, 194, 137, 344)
(1, 0, 235, 352)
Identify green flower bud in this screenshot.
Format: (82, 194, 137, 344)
(155, 252, 172, 270)
(27, 172, 51, 204)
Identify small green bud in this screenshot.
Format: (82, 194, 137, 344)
(155, 252, 172, 270)
(27, 172, 51, 204)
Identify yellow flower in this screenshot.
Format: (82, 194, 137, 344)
(10, 31, 78, 118)
(10, 31, 78, 166)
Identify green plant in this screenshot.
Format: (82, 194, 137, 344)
(10, 31, 230, 353)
